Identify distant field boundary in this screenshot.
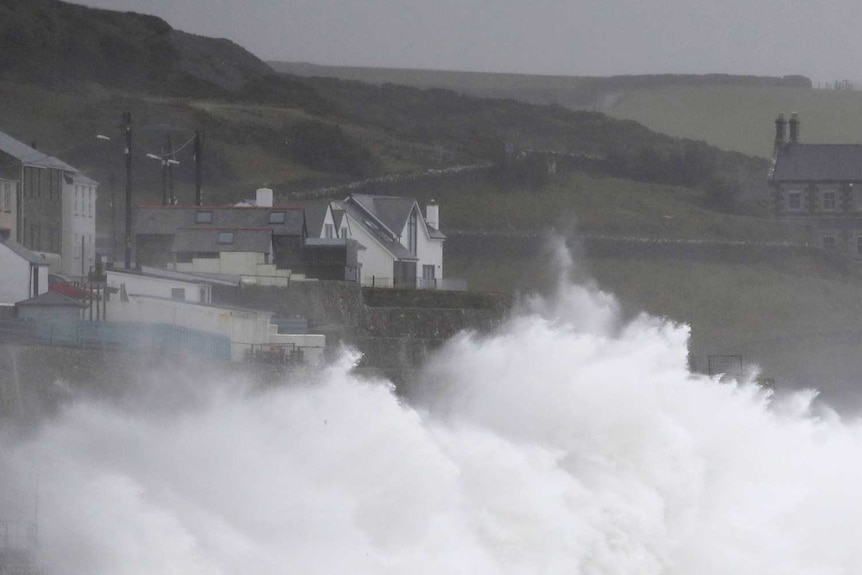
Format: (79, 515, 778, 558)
(447, 232, 846, 268)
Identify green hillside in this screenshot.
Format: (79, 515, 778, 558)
(604, 85, 862, 158)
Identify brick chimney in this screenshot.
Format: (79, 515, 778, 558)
(789, 112, 800, 144)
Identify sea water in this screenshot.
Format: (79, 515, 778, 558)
(2, 245, 862, 575)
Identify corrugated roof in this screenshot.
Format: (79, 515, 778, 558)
(135, 206, 305, 236)
(772, 144, 862, 182)
(171, 228, 273, 253)
(0, 130, 79, 171)
(0, 238, 49, 265)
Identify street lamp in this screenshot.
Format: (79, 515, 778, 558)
(146, 153, 180, 205)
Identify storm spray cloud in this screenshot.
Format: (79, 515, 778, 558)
(3, 247, 862, 575)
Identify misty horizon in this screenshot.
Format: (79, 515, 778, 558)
(69, 0, 862, 85)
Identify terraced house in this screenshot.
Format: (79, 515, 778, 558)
(0, 130, 98, 278)
(769, 113, 862, 259)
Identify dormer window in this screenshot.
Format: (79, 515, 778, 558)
(195, 211, 213, 223)
(270, 212, 286, 224)
(217, 231, 234, 244)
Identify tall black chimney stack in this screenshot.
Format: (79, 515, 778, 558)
(789, 112, 800, 144)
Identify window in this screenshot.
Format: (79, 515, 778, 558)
(407, 209, 418, 255)
(787, 191, 802, 210)
(822, 190, 837, 211)
(822, 235, 837, 250)
(171, 288, 185, 301)
(269, 212, 286, 224)
(195, 211, 213, 223)
(325, 223, 334, 238)
(217, 231, 234, 244)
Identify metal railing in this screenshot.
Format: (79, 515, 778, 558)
(244, 343, 304, 365)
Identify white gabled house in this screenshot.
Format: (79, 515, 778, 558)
(335, 194, 444, 288)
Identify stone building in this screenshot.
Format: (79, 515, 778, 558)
(769, 113, 862, 259)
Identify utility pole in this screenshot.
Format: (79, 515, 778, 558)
(160, 139, 168, 206)
(194, 130, 203, 206)
(123, 111, 132, 269)
(167, 134, 175, 205)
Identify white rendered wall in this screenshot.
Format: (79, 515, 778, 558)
(397, 207, 444, 283)
(107, 295, 273, 362)
(62, 180, 97, 278)
(0, 245, 32, 304)
(344, 213, 397, 286)
(106, 271, 210, 303)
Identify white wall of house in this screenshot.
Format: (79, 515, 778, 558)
(0, 245, 48, 305)
(320, 207, 337, 239)
(106, 270, 211, 303)
(61, 177, 97, 278)
(343, 215, 397, 286)
(174, 251, 270, 276)
(415, 218, 443, 283)
(107, 295, 273, 362)
(0, 179, 16, 238)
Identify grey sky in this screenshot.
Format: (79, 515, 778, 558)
(73, 0, 860, 82)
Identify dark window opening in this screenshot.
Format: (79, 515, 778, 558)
(270, 212, 286, 224)
(217, 232, 234, 244)
(195, 211, 213, 223)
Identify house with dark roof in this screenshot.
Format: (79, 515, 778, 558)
(0, 237, 49, 305)
(769, 113, 862, 258)
(335, 194, 445, 288)
(0, 129, 98, 278)
(134, 203, 306, 270)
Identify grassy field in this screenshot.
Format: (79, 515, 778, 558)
(605, 86, 862, 158)
(406, 171, 803, 241)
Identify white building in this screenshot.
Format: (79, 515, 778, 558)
(60, 172, 99, 277)
(62, 172, 98, 278)
(0, 237, 49, 305)
(335, 195, 444, 288)
(105, 267, 325, 363)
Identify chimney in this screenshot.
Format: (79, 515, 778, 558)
(256, 187, 273, 208)
(426, 199, 439, 230)
(774, 112, 786, 150)
(789, 112, 800, 144)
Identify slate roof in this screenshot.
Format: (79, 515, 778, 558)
(135, 206, 306, 236)
(171, 228, 273, 253)
(0, 130, 79, 171)
(302, 202, 330, 238)
(351, 194, 415, 236)
(771, 144, 862, 182)
(15, 292, 86, 308)
(0, 238, 49, 265)
(337, 198, 416, 260)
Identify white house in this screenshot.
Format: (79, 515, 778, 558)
(0, 237, 49, 305)
(62, 171, 98, 278)
(0, 130, 98, 279)
(105, 267, 223, 304)
(334, 194, 444, 288)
